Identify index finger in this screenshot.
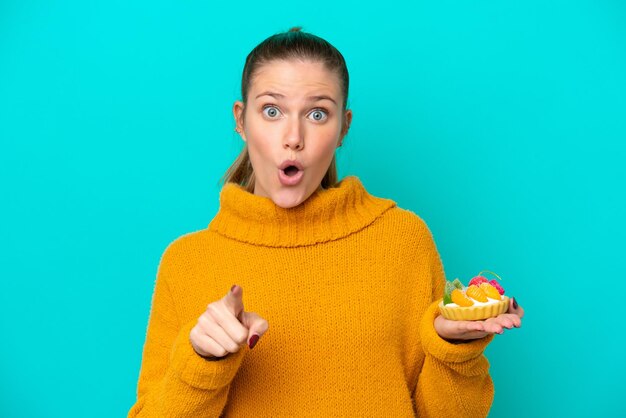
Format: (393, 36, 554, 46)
(222, 284, 245, 320)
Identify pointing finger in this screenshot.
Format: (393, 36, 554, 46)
(222, 284, 245, 319)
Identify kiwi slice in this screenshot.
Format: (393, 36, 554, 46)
(443, 281, 456, 305)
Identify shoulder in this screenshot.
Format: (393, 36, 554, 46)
(385, 206, 430, 230)
(157, 228, 214, 267)
(355, 177, 432, 236)
(378, 204, 434, 237)
(357, 178, 438, 249)
(373, 205, 440, 256)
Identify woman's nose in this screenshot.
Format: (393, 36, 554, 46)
(283, 120, 304, 150)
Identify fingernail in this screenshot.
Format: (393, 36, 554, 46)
(231, 285, 237, 293)
(249, 334, 259, 349)
(513, 297, 518, 310)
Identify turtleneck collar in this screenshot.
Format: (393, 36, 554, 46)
(208, 176, 397, 247)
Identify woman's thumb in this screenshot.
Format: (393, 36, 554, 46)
(240, 311, 269, 349)
(508, 296, 525, 319)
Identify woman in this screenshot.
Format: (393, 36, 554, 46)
(128, 27, 524, 417)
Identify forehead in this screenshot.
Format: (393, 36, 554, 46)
(249, 59, 341, 99)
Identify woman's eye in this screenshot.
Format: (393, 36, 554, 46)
(309, 109, 328, 122)
(262, 105, 281, 119)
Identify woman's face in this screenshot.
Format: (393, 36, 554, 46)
(233, 59, 352, 209)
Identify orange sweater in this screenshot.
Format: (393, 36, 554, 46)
(128, 176, 495, 417)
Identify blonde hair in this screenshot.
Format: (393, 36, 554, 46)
(220, 26, 349, 191)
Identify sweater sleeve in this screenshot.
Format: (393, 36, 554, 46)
(127, 247, 247, 418)
(411, 227, 495, 417)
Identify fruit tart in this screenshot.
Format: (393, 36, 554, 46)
(438, 271, 509, 321)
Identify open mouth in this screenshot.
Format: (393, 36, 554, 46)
(278, 160, 304, 186)
(283, 165, 300, 177)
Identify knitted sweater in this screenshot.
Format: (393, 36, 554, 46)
(127, 176, 495, 417)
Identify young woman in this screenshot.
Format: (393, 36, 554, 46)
(128, 27, 524, 417)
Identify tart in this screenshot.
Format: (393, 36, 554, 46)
(438, 271, 509, 321)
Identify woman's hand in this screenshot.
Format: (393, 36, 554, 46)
(190, 284, 269, 359)
(434, 297, 524, 342)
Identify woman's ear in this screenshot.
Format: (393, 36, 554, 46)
(233, 100, 246, 142)
(339, 109, 353, 145)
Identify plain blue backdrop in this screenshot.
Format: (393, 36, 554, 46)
(1, 1, 624, 416)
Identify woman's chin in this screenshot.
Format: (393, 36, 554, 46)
(270, 188, 310, 209)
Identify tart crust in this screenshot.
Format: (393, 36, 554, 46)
(438, 296, 509, 321)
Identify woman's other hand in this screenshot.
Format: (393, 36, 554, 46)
(190, 285, 269, 359)
(434, 297, 524, 342)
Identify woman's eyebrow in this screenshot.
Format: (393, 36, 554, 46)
(255, 91, 337, 105)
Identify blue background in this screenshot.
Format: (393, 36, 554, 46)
(1, 1, 624, 416)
